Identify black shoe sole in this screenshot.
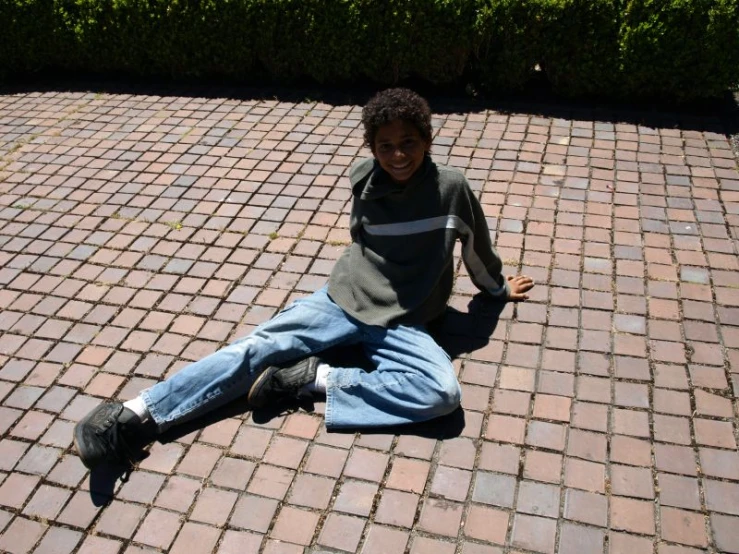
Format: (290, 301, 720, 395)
(72, 427, 91, 469)
(247, 365, 278, 409)
(73, 409, 103, 470)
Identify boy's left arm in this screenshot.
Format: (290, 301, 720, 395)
(460, 185, 533, 302)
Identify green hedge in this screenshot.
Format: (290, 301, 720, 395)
(620, 0, 739, 99)
(539, 0, 622, 97)
(2, 0, 738, 101)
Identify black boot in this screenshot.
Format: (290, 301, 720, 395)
(247, 357, 319, 408)
(73, 402, 153, 469)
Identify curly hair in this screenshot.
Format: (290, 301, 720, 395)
(362, 88, 433, 149)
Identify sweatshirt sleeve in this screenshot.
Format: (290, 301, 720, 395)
(347, 158, 375, 242)
(459, 180, 510, 299)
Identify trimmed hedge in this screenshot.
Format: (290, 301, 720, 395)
(473, 0, 543, 91)
(2, 0, 738, 101)
(539, 0, 622, 97)
(620, 0, 739, 100)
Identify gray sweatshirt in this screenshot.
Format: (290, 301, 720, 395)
(327, 156, 510, 328)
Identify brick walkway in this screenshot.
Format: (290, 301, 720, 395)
(0, 89, 738, 554)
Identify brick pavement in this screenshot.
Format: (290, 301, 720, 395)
(0, 89, 738, 553)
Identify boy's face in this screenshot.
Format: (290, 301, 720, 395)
(372, 120, 431, 185)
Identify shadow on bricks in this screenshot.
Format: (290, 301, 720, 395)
(88, 462, 140, 506)
(152, 294, 501, 443)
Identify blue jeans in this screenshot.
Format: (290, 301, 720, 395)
(142, 287, 461, 431)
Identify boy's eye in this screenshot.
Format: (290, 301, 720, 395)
(378, 144, 394, 153)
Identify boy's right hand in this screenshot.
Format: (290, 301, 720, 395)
(507, 275, 535, 301)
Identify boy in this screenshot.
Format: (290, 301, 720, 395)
(74, 88, 534, 469)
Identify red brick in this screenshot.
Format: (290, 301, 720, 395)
(247, 464, 294, 500)
(304, 444, 348, 477)
(658, 473, 701, 510)
(344, 447, 389, 482)
(438, 436, 476, 469)
(417, 498, 464, 536)
(612, 408, 650, 438)
(270, 506, 319, 546)
(0, 517, 47, 554)
(655, 444, 698, 476)
(361, 525, 409, 554)
(229, 494, 279, 533)
(169, 522, 220, 554)
(281, 412, 321, 439)
(699, 447, 739, 479)
(190, 487, 238, 526)
(22, 484, 71, 520)
(230, 426, 272, 459)
(564, 458, 605, 492)
(430, 465, 472, 501)
(76, 536, 123, 554)
(492, 389, 530, 416)
(486, 414, 526, 444)
(611, 464, 654, 499)
(704, 479, 739, 516)
(611, 496, 655, 534)
(511, 513, 557, 553)
(479, 442, 520, 474)
(210, 457, 255, 490)
(464, 505, 508, 544)
(263, 436, 309, 469)
(711, 513, 739, 553)
(567, 429, 607, 462)
(317, 513, 365, 552)
(133, 508, 182, 550)
(385, 457, 428, 493)
(499, 366, 536, 391)
(472, 471, 516, 507)
(517, 480, 560, 518)
(333, 480, 378, 516)
(694, 389, 733, 417)
(94, 500, 146, 539)
(0, 473, 40, 508)
(660, 507, 708, 547)
(533, 394, 571, 421)
(154, 475, 200, 513)
(176, 443, 221, 477)
(198, 417, 241, 446)
(564, 488, 608, 526)
(558, 523, 604, 554)
(694, 418, 736, 448)
(118, 471, 166, 504)
(374, 489, 419, 528)
(523, 450, 563, 483)
(608, 531, 654, 554)
(526, 420, 567, 450)
(410, 536, 456, 554)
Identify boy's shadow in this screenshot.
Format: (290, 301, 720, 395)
(161, 292, 504, 441)
(87, 294, 503, 503)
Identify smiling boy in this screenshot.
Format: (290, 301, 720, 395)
(74, 88, 534, 470)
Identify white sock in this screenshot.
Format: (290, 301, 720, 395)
(303, 362, 331, 394)
(123, 396, 151, 423)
